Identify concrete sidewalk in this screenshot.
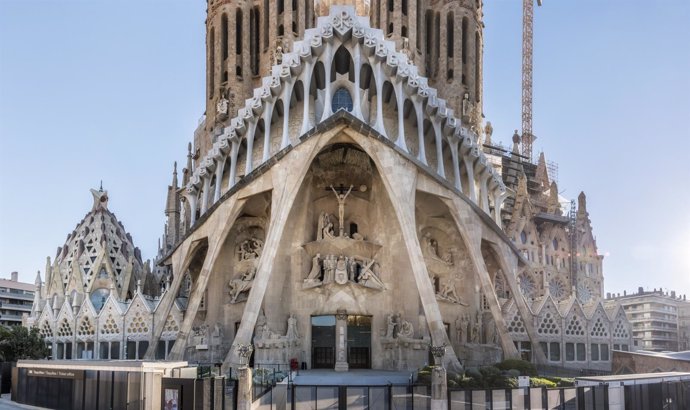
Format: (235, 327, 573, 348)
(0, 395, 48, 410)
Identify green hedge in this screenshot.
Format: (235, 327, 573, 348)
(494, 359, 538, 377)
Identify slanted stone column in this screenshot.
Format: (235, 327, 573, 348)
(430, 344, 448, 410)
(334, 310, 349, 372)
(236, 344, 254, 410)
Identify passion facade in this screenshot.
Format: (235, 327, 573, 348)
(26, 0, 632, 377)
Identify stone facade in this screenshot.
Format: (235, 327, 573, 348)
(25, 1, 631, 374)
(612, 350, 690, 375)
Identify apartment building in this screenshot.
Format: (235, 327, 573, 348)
(607, 287, 690, 352)
(0, 272, 35, 327)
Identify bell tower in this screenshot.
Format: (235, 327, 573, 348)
(358, 0, 485, 129)
(198, 0, 320, 156)
(197, 0, 485, 160)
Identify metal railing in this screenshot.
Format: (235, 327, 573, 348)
(251, 381, 690, 410)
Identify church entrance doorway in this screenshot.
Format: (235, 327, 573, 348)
(311, 315, 336, 368)
(311, 314, 372, 369)
(347, 315, 372, 369)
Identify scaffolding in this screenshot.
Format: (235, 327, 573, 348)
(568, 199, 578, 291)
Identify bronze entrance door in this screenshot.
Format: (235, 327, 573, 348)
(311, 315, 336, 368)
(347, 315, 372, 369)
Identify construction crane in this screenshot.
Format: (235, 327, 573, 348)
(521, 0, 542, 163)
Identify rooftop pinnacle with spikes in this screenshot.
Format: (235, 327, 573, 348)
(90, 186, 109, 211)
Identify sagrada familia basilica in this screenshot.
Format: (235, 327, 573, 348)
(25, 0, 632, 374)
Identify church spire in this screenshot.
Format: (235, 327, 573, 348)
(90, 186, 109, 211)
(165, 161, 181, 248)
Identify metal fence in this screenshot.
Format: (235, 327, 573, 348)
(250, 380, 690, 410)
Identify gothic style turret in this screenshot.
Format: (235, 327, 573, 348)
(164, 162, 181, 251)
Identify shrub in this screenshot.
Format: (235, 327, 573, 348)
(504, 377, 519, 389)
(543, 376, 575, 387)
(505, 369, 521, 378)
(494, 359, 538, 377)
(529, 377, 557, 388)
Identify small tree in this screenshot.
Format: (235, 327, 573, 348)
(0, 326, 51, 362)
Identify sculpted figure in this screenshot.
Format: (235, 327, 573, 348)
(423, 233, 439, 258)
(346, 257, 356, 282)
(358, 259, 385, 289)
(330, 185, 354, 237)
(323, 255, 336, 283)
(228, 266, 256, 303)
(385, 314, 396, 338)
(335, 256, 348, 284)
(306, 253, 322, 281)
(485, 318, 497, 345)
(317, 212, 325, 240)
(322, 214, 336, 240)
(399, 319, 414, 339)
(455, 315, 465, 344)
(286, 314, 300, 340)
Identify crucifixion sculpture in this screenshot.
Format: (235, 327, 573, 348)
(329, 184, 354, 237)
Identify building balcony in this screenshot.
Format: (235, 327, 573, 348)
(0, 291, 33, 301)
(0, 303, 32, 311)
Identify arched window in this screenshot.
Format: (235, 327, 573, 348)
(292, 0, 298, 34)
(90, 288, 110, 312)
(250, 7, 260, 76)
(209, 27, 215, 99)
(221, 14, 229, 60)
(416, 1, 422, 52)
(446, 12, 454, 80)
(434, 12, 440, 74)
(263, 0, 269, 50)
(402, 0, 408, 15)
(235, 10, 244, 78)
(235, 9, 243, 55)
(332, 88, 353, 112)
(425, 10, 433, 76)
(475, 31, 480, 101)
(461, 17, 468, 63)
(388, 0, 394, 12)
(278, 0, 284, 14)
(520, 230, 527, 244)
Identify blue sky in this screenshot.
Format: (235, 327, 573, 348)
(1, 1, 689, 298)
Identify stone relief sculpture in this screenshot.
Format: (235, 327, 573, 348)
(228, 236, 264, 303)
(317, 212, 336, 241)
(286, 314, 299, 340)
(484, 316, 497, 345)
(398, 319, 414, 339)
(357, 259, 386, 290)
(436, 276, 468, 306)
(323, 255, 336, 283)
(335, 256, 348, 284)
(303, 253, 385, 291)
(191, 324, 209, 346)
(330, 184, 354, 237)
(237, 238, 264, 260)
(383, 313, 415, 340)
(470, 313, 481, 344)
(304, 253, 322, 284)
(254, 313, 302, 358)
(228, 264, 257, 303)
(456, 314, 469, 344)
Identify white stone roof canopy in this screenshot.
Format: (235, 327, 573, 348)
(186, 6, 506, 226)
